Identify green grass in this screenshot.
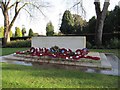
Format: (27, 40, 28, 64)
(2, 62, 119, 88)
(1, 48, 29, 56)
(90, 49, 120, 58)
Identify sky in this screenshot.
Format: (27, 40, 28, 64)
(0, 0, 119, 35)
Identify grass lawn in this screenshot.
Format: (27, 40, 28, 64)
(2, 62, 119, 88)
(90, 49, 120, 58)
(1, 48, 29, 56)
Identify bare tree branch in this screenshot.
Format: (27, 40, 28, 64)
(70, 1, 81, 10)
(8, 2, 17, 10)
(6, 0, 11, 7)
(69, 0, 86, 18)
(94, 1, 101, 17)
(0, 1, 5, 13)
(17, 3, 28, 13)
(5, 0, 7, 5)
(29, 3, 46, 17)
(101, 2, 110, 20)
(9, 2, 28, 30)
(22, 8, 33, 17)
(80, 2, 86, 18)
(0, 1, 3, 9)
(9, 12, 18, 30)
(15, 1, 19, 13)
(38, 4, 50, 8)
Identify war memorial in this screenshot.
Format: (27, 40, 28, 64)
(3, 36, 114, 71)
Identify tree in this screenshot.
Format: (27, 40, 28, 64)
(86, 16, 96, 34)
(94, 0, 110, 48)
(72, 14, 87, 34)
(0, 0, 49, 46)
(46, 21, 54, 36)
(60, 10, 74, 34)
(111, 6, 120, 33)
(104, 6, 120, 33)
(28, 28, 34, 36)
(22, 27, 26, 36)
(0, 26, 12, 38)
(15, 27, 22, 37)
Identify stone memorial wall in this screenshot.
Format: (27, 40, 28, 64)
(32, 36, 86, 51)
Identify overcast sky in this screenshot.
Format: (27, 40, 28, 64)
(0, 0, 119, 35)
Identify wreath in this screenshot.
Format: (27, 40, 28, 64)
(16, 46, 100, 61)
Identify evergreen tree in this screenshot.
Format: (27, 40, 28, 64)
(22, 27, 26, 36)
(72, 14, 87, 34)
(104, 6, 120, 33)
(46, 21, 54, 36)
(60, 10, 74, 34)
(28, 28, 34, 36)
(15, 27, 22, 37)
(87, 16, 96, 34)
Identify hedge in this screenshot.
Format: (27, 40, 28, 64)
(5, 39, 31, 48)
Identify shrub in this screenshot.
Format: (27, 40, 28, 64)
(86, 41, 92, 49)
(6, 39, 31, 48)
(107, 38, 120, 49)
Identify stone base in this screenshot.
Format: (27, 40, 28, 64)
(3, 52, 112, 69)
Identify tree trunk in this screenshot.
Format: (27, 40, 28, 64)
(94, 1, 109, 48)
(3, 7, 19, 47)
(3, 10, 10, 47)
(95, 16, 104, 47)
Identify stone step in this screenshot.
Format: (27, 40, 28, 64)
(2, 52, 112, 70)
(99, 53, 112, 69)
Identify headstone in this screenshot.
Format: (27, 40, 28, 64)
(32, 36, 86, 51)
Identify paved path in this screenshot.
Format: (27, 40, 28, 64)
(105, 54, 120, 76)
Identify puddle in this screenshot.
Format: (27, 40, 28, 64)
(0, 56, 119, 76)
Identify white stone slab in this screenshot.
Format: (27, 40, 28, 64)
(2, 52, 113, 70)
(32, 36, 86, 51)
(100, 53, 112, 69)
